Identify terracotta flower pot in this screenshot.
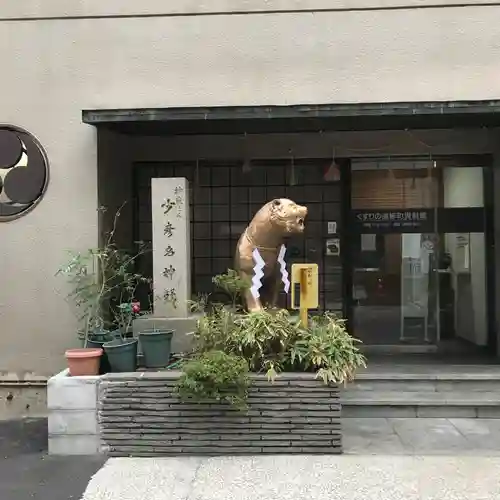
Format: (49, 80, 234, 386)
(65, 348, 103, 376)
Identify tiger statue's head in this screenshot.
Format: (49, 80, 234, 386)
(267, 198, 307, 234)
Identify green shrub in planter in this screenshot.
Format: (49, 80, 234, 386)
(182, 305, 366, 407)
(288, 314, 365, 384)
(177, 351, 249, 409)
(192, 306, 300, 378)
(187, 293, 210, 315)
(211, 269, 250, 310)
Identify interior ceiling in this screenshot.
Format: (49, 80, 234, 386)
(83, 101, 500, 136)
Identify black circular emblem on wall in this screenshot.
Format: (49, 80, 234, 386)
(0, 125, 49, 221)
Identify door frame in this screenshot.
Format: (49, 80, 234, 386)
(341, 155, 496, 353)
(340, 159, 354, 331)
(484, 163, 497, 354)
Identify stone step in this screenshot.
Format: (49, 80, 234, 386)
(341, 391, 500, 418)
(344, 378, 500, 392)
(342, 391, 500, 405)
(355, 371, 500, 379)
(345, 366, 500, 392)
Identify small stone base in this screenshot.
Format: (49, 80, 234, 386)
(133, 315, 198, 353)
(47, 369, 102, 455)
(98, 372, 342, 457)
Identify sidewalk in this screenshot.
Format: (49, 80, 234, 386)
(82, 454, 500, 500)
(0, 418, 105, 500)
(81, 418, 500, 500)
(3, 417, 500, 499)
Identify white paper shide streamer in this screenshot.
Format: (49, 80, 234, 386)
(277, 244, 290, 293)
(251, 248, 265, 299)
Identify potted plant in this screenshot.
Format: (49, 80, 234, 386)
(102, 336, 139, 373)
(138, 326, 175, 369)
(57, 246, 110, 376)
(102, 300, 140, 373)
(136, 292, 212, 371)
(64, 347, 103, 377)
(57, 205, 150, 374)
(85, 328, 113, 375)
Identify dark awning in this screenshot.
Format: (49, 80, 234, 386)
(82, 100, 500, 135)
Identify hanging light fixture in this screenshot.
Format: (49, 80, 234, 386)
(323, 146, 340, 182)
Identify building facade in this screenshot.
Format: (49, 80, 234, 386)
(2, 1, 500, 392)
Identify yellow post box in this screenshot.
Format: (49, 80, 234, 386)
(291, 263, 319, 326)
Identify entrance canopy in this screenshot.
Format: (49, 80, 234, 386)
(83, 100, 500, 135)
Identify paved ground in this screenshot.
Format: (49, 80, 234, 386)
(0, 418, 105, 500)
(343, 417, 500, 455)
(4, 417, 500, 499)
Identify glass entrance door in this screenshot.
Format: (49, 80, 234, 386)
(352, 231, 439, 344)
(349, 157, 489, 347)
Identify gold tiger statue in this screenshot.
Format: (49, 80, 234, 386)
(235, 198, 307, 312)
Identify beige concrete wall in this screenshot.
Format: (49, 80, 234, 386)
(2, 0, 500, 18)
(1, 2, 500, 378)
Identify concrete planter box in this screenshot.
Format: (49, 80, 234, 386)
(47, 369, 101, 455)
(98, 371, 342, 457)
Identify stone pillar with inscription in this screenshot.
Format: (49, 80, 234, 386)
(134, 178, 196, 355)
(151, 178, 191, 318)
